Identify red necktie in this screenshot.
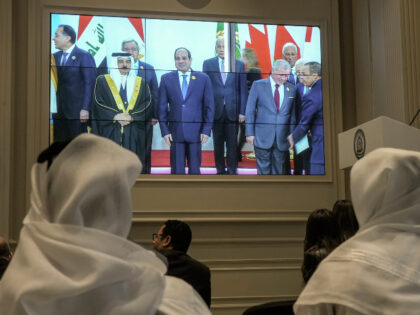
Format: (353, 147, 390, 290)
(274, 84, 280, 112)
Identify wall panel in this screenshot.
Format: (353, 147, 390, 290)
(9, 0, 345, 314)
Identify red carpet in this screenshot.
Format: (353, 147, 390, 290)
(151, 150, 257, 168)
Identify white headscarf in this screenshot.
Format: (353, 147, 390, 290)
(0, 134, 168, 314)
(294, 148, 420, 315)
(0, 134, 211, 315)
(109, 54, 136, 101)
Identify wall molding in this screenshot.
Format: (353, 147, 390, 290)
(211, 294, 298, 309)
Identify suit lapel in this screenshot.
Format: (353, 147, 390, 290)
(171, 71, 184, 103)
(56, 51, 64, 75)
(61, 46, 77, 74)
(185, 71, 196, 100)
(263, 78, 276, 112)
(281, 84, 288, 109)
(213, 57, 224, 86)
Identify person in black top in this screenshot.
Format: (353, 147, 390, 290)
(238, 48, 262, 161)
(0, 237, 13, 280)
(153, 220, 211, 307)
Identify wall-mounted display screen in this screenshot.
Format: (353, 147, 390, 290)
(50, 14, 323, 175)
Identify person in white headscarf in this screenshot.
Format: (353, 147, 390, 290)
(0, 134, 210, 315)
(294, 147, 420, 315)
(92, 52, 152, 174)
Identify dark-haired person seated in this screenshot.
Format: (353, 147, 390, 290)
(294, 148, 420, 315)
(301, 208, 341, 284)
(0, 134, 210, 315)
(332, 199, 359, 242)
(153, 220, 211, 307)
(0, 237, 13, 280)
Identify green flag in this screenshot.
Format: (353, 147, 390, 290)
(216, 22, 241, 58)
(234, 23, 241, 59)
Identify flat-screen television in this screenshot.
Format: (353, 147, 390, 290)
(50, 14, 323, 175)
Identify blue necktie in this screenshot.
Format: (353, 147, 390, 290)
(61, 52, 68, 66)
(181, 74, 188, 99)
(288, 73, 295, 84)
(221, 59, 227, 84)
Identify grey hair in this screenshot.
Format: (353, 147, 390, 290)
(282, 42, 298, 55)
(295, 58, 309, 67)
(121, 39, 139, 51)
(272, 59, 291, 72)
(304, 61, 322, 76)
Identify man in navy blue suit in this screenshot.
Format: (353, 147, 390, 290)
(288, 61, 324, 175)
(159, 48, 214, 174)
(293, 59, 312, 175)
(52, 24, 97, 142)
(245, 60, 297, 175)
(122, 39, 159, 174)
(203, 38, 247, 174)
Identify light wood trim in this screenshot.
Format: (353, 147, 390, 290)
(0, 0, 12, 237)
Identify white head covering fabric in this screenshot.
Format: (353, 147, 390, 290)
(109, 53, 136, 101)
(0, 134, 211, 315)
(294, 148, 420, 315)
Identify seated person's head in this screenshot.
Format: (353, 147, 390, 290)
(0, 237, 13, 279)
(302, 208, 341, 283)
(332, 199, 359, 241)
(304, 208, 340, 252)
(153, 220, 192, 253)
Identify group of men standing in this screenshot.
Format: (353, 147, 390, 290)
(52, 24, 324, 175)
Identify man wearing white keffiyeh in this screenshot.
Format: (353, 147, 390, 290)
(92, 53, 153, 174)
(294, 148, 420, 315)
(0, 134, 210, 315)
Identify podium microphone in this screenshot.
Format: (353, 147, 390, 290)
(409, 108, 420, 126)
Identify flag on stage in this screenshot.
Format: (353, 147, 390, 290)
(245, 24, 271, 78)
(76, 15, 106, 67)
(50, 54, 58, 114)
(216, 22, 241, 59)
(273, 25, 302, 61)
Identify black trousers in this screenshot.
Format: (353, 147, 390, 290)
(212, 111, 238, 174)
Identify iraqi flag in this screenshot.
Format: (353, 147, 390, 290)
(77, 15, 145, 70)
(76, 16, 107, 67)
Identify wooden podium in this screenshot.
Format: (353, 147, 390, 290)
(338, 116, 420, 169)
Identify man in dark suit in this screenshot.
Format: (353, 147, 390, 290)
(202, 38, 247, 174)
(293, 59, 312, 175)
(52, 24, 97, 142)
(153, 220, 211, 307)
(122, 39, 158, 174)
(288, 61, 324, 175)
(159, 47, 214, 174)
(245, 59, 297, 175)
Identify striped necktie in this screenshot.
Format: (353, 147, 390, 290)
(182, 74, 188, 99)
(61, 52, 68, 66)
(220, 59, 226, 84)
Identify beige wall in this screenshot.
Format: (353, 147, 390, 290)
(1, 0, 419, 313)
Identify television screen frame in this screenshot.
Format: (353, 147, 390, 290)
(42, 5, 334, 182)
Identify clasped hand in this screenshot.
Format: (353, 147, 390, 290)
(114, 113, 132, 126)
